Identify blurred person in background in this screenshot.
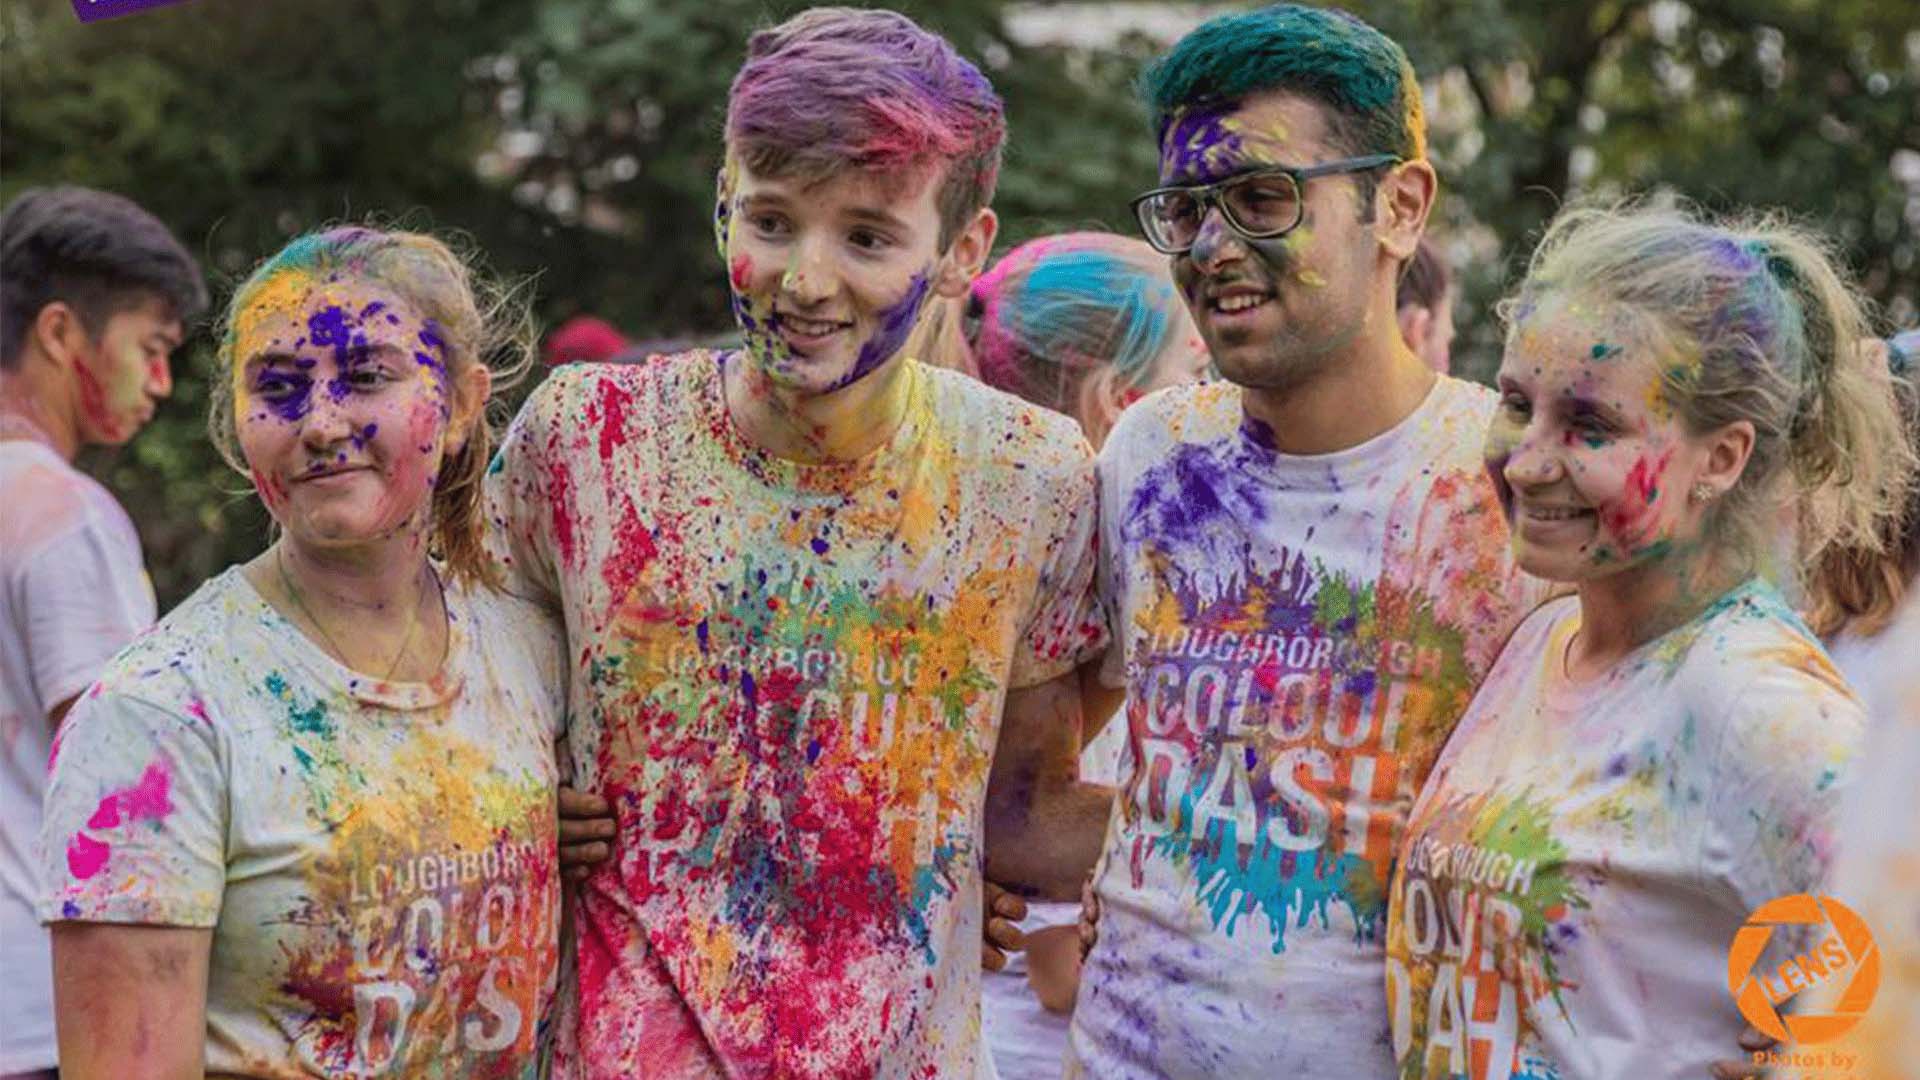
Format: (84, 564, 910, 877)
(1397, 236, 1455, 374)
(969, 231, 1212, 451)
(0, 185, 205, 1080)
(542, 314, 632, 367)
(961, 231, 1209, 1078)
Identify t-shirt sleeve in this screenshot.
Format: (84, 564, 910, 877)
(38, 690, 227, 928)
(1700, 653, 1864, 910)
(1093, 439, 1130, 692)
(17, 511, 155, 712)
(1007, 448, 1108, 690)
(484, 372, 571, 610)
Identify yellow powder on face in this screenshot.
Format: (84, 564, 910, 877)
(230, 269, 321, 410)
(1296, 269, 1328, 288)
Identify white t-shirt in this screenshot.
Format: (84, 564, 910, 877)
(1070, 378, 1547, 1078)
(0, 438, 154, 1073)
(1809, 593, 1920, 1075)
(39, 567, 568, 1078)
(486, 354, 1106, 1079)
(1387, 582, 1864, 1079)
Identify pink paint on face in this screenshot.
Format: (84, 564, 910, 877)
(66, 759, 175, 880)
(1487, 295, 1715, 583)
(69, 296, 183, 447)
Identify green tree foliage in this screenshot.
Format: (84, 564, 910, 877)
(3, 0, 1912, 606)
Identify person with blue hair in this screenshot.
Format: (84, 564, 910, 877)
(969, 231, 1211, 448)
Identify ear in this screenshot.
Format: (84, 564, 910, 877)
(1696, 418, 1757, 499)
(934, 207, 998, 300)
(446, 364, 493, 457)
(1397, 304, 1432, 354)
(712, 157, 739, 262)
(1376, 159, 1437, 263)
(1074, 366, 1131, 447)
(31, 301, 91, 369)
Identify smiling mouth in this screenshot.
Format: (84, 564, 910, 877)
(1519, 504, 1594, 523)
(295, 464, 369, 482)
(775, 312, 854, 341)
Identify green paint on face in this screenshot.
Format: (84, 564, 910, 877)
(1590, 342, 1621, 361)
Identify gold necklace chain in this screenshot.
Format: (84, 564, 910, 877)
(275, 546, 431, 682)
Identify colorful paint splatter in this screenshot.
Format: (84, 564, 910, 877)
(38, 568, 566, 1078)
(485, 351, 1105, 1077)
(1068, 378, 1547, 1077)
(1387, 582, 1863, 1078)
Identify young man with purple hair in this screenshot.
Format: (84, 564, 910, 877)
(1054, 6, 1548, 1076)
(487, 8, 1110, 1076)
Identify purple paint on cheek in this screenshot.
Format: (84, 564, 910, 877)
(834, 271, 932, 391)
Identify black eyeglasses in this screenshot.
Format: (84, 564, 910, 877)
(1131, 154, 1401, 255)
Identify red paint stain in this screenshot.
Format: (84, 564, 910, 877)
(601, 501, 657, 598)
(729, 255, 754, 293)
(1603, 447, 1673, 547)
(546, 459, 578, 568)
(588, 377, 636, 464)
(73, 363, 127, 441)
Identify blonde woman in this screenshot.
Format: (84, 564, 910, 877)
(1385, 203, 1914, 1079)
(41, 228, 571, 1078)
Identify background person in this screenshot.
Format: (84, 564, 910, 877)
(962, 230, 1210, 1079)
(1396, 236, 1455, 374)
(0, 185, 205, 1080)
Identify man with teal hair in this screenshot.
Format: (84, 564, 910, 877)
(1059, 6, 1547, 1075)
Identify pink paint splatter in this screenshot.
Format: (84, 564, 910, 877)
(67, 760, 175, 880)
(730, 255, 754, 293)
(67, 832, 110, 879)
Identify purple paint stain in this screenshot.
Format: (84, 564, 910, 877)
(695, 619, 711, 654)
(832, 271, 933, 391)
(810, 537, 831, 556)
(1606, 753, 1630, 778)
(1160, 105, 1243, 183)
(1124, 440, 1272, 553)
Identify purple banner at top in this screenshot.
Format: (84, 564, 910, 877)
(72, 0, 194, 22)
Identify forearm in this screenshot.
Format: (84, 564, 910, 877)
(984, 779, 1112, 901)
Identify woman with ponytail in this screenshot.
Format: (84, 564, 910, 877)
(1383, 202, 1914, 1079)
(40, 228, 573, 1078)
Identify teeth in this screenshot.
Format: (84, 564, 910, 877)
(1215, 294, 1267, 313)
(781, 315, 845, 336)
(1526, 506, 1588, 521)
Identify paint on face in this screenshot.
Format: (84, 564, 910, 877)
(834, 271, 931, 390)
(1159, 94, 1373, 389)
(1488, 295, 1713, 580)
(232, 273, 457, 546)
(721, 157, 949, 398)
(70, 299, 180, 445)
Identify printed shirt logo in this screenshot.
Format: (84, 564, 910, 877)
(1728, 894, 1879, 1045)
(1113, 433, 1489, 953)
(1387, 787, 1588, 1080)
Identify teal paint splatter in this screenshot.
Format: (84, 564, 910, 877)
(1590, 342, 1622, 360)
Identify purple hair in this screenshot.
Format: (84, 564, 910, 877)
(725, 7, 1006, 246)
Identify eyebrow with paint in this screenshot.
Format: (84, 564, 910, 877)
(840, 206, 914, 234)
(243, 342, 408, 374)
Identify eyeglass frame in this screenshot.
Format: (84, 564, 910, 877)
(1130, 154, 1403, 255)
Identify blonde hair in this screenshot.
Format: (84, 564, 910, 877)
(210, 227, 534, 588)
(1511, 201, 1917, 629)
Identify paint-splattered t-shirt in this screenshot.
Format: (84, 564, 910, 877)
(1070, 377, 1545, 1078)
(1387, 582, 1862, 1079)
(485, 352, 1105, 1079)
(1, 438, 155, 1073)
(38, 567, 566, 1079)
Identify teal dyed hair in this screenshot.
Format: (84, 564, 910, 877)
(1141, 5, 1425, 163)
(969, 232, 1185, 422)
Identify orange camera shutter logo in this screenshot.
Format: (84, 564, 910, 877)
(1727, 893, 1879, 1044)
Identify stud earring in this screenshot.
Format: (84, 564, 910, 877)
(1689, 482, 1718, 504)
